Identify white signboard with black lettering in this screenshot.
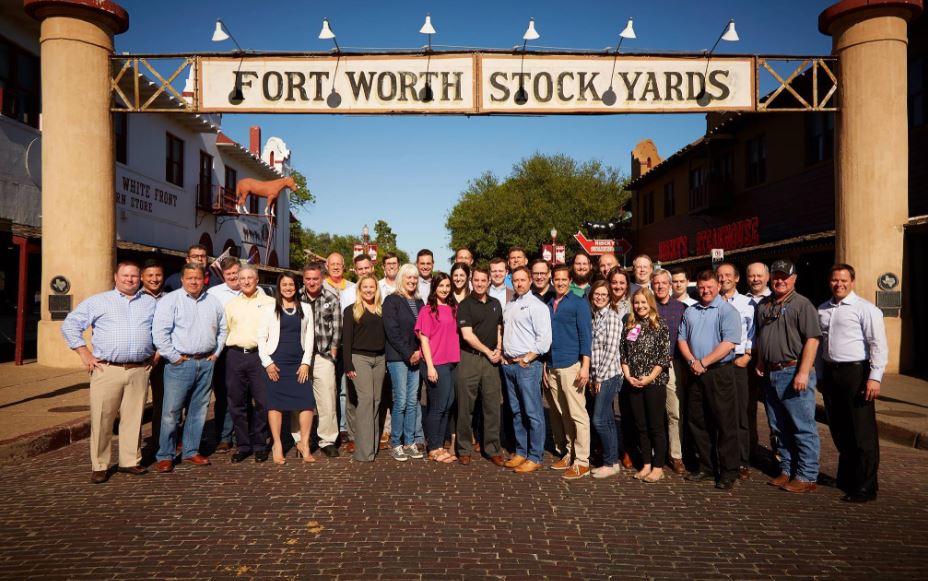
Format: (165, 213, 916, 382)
(198, 53, 754, 114)
(200, 55, 476, 113)
(115, 165, 186, 226)
(480, 55, 754, 113)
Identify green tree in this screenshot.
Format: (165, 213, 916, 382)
(288, 219, 410, 281)
(288, 169, 315, 209)
(446, 153, 630, 265)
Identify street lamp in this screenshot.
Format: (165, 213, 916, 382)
(362, 224, 370, 244)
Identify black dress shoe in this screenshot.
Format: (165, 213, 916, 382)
(90, 470, 109, 484)
(842, 490, 877, 503)
(685, 471, 715, 482)
(321, 445, 340, 458)
(254, 451, 269, 463)
(117, 465, 148, 476)
(715, 478, 736, 491)
(231, 452, 251, 463)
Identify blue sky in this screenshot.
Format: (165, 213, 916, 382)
(116, 1, 835, 267)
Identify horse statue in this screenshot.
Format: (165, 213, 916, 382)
(235, 175, 297, 216)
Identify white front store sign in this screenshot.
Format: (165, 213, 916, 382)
(115, 165, 186, 226)
(198, 54, 754, 114)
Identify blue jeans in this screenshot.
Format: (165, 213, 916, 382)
(387, 360, 420, 447)
(765, 367, 820, 482)
(592, 374, 622, 466)
(502, 361, 545, 464)
(423, 363, 456, 451)
(158, 358, 215, 462)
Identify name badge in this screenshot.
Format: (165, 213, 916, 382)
(626, 325, 641, 342)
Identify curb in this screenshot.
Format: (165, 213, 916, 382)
(0, 416, 91, 467)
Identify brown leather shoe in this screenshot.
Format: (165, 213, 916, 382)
(156, 460, 174, 473)
(514, 460, 542, 474)
(621, 452, 633, 469)
(214, 441, 233, 454)
(345, 441, 356, 454)
(183, 454, 211, 466)
(90, 470, 109, 484)
(562, 464, 591, 480)
(768, 473, 790, 487)
(739, 466, 750, 480)
(670, 458, 685, 475)
(504, 454, 526, 468)
(550, 456, 571, 470)
(490, 455, 506, 467)
(458, 454, 472, 466)
(781, 478, 817, 493)
(117, 465, 148, 476)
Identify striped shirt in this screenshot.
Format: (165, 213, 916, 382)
(590, 306, 623, 383)
(61, 289, 157, 363)
(153, 289, 228, 363)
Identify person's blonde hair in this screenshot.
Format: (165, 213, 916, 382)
(630, 287, 662, 330)
(352, 275, 382, 321)
(395, 263, 419, 299)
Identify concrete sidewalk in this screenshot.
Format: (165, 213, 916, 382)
(0, 360, 926, 466)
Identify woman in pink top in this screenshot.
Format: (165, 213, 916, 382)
(415, 272, 461, 464)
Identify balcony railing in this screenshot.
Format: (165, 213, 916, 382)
(197, 184, 237, 214)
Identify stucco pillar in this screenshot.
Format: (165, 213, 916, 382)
(25, 0, 129, 367)
(820, 0, 922, 374)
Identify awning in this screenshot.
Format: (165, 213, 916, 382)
(657, 230, 835, 267)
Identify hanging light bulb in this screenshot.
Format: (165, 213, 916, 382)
(721, 19, 739, 42)
(318, 18, 336, 40)
(619, 17, 636, 40)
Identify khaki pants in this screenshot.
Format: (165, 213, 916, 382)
(291, 354, 339, 448)
(665, 358, 686, 461)
(89, 364, 150, 471)
(544, 362, 591, 466)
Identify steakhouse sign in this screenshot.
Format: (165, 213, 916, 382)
(199, 54, 754, 114)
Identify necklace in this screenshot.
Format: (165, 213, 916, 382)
(283, 304, 297, 315)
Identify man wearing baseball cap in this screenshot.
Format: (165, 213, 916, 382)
(754, 259, 822, 494)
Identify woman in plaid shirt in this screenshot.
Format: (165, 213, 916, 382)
(587, 280, 625, 480)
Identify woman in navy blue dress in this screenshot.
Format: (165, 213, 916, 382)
(258, 273, 316, 465)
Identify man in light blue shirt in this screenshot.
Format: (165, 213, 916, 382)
(152, 263, 227, 473)
(501, 266, 552, 474)
(61, 261, 157, 484)
(677, 269, 742, 490)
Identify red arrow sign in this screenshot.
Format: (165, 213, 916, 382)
(574, 232, 632, 256)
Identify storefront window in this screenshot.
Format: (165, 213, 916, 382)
(165, 133, 184, 187)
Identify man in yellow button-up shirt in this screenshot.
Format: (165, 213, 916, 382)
(225, 266, 276, 463)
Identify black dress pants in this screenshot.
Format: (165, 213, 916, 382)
(688, 364, 740, 481)
(627, 382, 667, 466)
(226, 349, 270, 454)
(822, 361, 880, 495)
(733, 364, 751, 467)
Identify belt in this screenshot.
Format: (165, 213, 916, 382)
(227, 345, 258, 354)
(180, 352, 213, 360)
(825, 360, 867, 368)
(766, 360, 798, 371)
(98, 360, 148, 369)
(706, 361, 731, 370)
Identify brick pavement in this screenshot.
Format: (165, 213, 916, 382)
(0, 417, 926, 580)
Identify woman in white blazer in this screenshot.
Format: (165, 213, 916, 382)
(258, 273, 316, 464)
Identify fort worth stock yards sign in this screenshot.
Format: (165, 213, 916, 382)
(199, 54, 755, 114)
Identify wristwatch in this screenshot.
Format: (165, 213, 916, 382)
(688, 358, 696, 367)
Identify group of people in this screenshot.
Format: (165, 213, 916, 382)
(63, 242, 887, 503)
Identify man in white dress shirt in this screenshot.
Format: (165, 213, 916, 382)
(818, 263, 888, 503)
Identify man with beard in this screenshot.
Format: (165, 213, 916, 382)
(568, 253, 592, 298)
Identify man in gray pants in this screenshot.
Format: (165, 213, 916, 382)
(455, 267, 506, 467)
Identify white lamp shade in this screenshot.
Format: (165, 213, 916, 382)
(212, 20, 230, 42)
(721, 19, 739, 42)
(319, 18, 336, 40)
(523, 17, 540, 41)
(619, 17, 636, 40)
(420, 14, 436, 35)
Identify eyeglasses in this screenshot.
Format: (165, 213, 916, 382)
(531, 271, 548, 277)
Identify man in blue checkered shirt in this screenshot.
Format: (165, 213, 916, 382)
(61, 261, 157, 484)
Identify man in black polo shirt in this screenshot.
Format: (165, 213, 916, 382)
(455, 266, 505, 467)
